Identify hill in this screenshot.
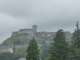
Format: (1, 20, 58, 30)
(1, 35, 30, 46)
(1, 34, 49, 47)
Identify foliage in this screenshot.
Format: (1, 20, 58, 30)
(13, 44, 15, 53)
(1, 35, 50, 46)
(74, 48, 80, 60)
(26, 38, 39, 60)
(1, 35, 30, 46)
(70, 22, 80, 60)
(40, 41, 50, 60)
(45, 54, 51, 60)
(15, 48, 27, 58)
(67, 48, 80, 60)
(72, 22, 80, 48)
(49, 29, 69, 60)
(2, 22, 80, 60)
(0, 52, 21, 60)
(13, 39, 22, 45)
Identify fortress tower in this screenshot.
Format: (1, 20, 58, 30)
(32, 25, 37, 33)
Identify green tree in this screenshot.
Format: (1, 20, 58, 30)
(41, 42, 50, 60)
(0, 52, 14, 60)
(13, 39, 22, 53)
(45, 54, 51, 60)
(13, 44, 15, 53)
(49, 29, 69, 60)
(13, 39, 22, 45)
(26, 38, 39, 60)
(71, 22, 80, 60)
(72, 21, 80, 48)
(0, 52, 21, 60)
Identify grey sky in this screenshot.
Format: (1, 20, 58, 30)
(0, 0, 80, 43)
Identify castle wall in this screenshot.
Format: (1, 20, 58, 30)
(12, 25, 72, 41)
(12, 31, 18, 35)
(18, 29, 33, 34)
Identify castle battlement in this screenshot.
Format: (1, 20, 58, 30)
(12, 25, 72, 40)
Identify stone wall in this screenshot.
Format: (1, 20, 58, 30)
(12, 25, 72, 40)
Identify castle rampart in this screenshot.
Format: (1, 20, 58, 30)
(12, 25, 72, 40)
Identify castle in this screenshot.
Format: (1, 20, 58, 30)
(12, 25, 72, 40)
(0, 25, 72, 53)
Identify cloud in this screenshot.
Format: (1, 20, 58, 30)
(0, 0, 80, 43)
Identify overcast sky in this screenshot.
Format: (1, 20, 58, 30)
(0, 0, 80, 43)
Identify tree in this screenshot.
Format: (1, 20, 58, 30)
(13, 39, 22, 53)
(26, 38, 39, 60)
(71, 22, 80, 60)
(13, 39, 22, 45)
(0, 52, 14, 60)
(13, 44, 15, 53)
(72, 21, 80, 48)
(45, 54, 51, 60)
(0, 52, 21, 60)
(49, 29, 69, 60)
(40, 42, 50, 60)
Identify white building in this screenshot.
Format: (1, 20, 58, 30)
(0, 48, 13, 53)
(0, 46, 13, 53)
(19, 58, 26, 60)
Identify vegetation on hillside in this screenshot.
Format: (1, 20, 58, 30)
(1, 22, 80, 60)
(0, 52, 21, 60)
(26, 38, 39, 60)
(1, 35, 30, 46)
(47, 29, 69, 60)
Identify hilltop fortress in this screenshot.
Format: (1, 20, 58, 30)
(12, 25, 72, 40)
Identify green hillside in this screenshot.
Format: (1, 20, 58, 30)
(1, 35, 30, 46)
(1, 34, 49, 46)
(1, 34, 71, 46)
